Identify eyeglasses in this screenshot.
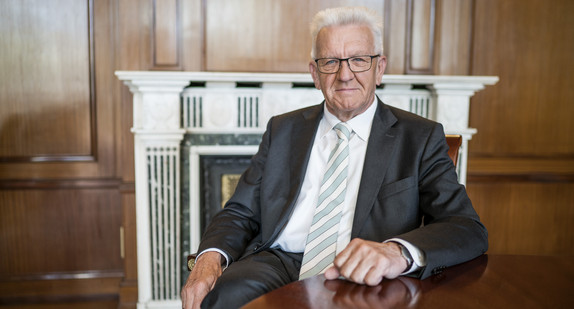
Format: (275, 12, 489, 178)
(314, 55, 380, 74)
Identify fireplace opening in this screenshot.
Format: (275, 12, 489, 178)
(199, 155, 252, 235)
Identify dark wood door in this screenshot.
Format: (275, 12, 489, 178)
(0, 1, 129, 308)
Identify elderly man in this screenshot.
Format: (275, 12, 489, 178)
(181, 6, 488, 309)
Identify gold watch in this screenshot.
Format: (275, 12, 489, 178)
(187, 254, 197, 271)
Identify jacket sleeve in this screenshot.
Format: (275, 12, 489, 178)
(397, 123, 488, 279)
(196, 118, 273, 262)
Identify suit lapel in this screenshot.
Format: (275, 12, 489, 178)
(290, 105, 323, 188)
(351, 100, 399, 238)
(287, 105, 323, 207)
(265, 104, 323, 242)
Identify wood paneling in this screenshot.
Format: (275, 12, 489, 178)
(180, 0, 203, 71)
(0, 277, 121, 308)
(0, 0, 95, 161)
(201, 0, 463, 75)
(115, 0, 150, 71)
(118, 192, 137, 309)
(383, 0, 407, 74)
(0, 0, 131, 307)
(0, 0, 117, 179)
(0, 300, 118, 309)
(406, 0, 436, 74)
(0, 184, 124, 307)
(204, 0, 385, 72)
(468, 182, 574, 255)
(469, 157, 574, 178)
(467, 0, 574, 256)
(0, 187, 122, 276)
(152, 0, 181, 69)
(434, 0, 473, 75)
(469, 0, 574, 156)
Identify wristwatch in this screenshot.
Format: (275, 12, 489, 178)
(397, 243, 413, 270)
(187, 254, 197, 271)
(187, 252, 227, 271)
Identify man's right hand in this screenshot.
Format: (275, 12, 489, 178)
(180, 251, 224, 309)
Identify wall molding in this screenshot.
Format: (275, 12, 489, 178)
(0, 178, 123, 190)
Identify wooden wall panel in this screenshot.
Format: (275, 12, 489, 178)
(116, 0, 151, 71)
(181, 0, 203, 71)
(0, 187, 122, 276)
(469, 0, 574, 156)
(467, 0, 574, 256)
(0, 0, 117, 179)
(406, 0, 435, 74)
(0, 0, 94, 161)
(117, 192, 137, 309)
(152, 0, 181, 69)
(201, 0, 465, 74)
(0, 277, 121, 308)
(434, 0, 472, 75)
(0, 0, 129, 307)
(204, 0, 385, 72)
(468, 182, 574, 255)
(115, 1, 148, 308)
(0, 185, 123, 308)
(383, 0, 407, 74)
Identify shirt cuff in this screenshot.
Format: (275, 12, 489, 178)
(384, 238, 427, 275)
(196, 248, 230, 270)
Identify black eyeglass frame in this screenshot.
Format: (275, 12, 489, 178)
(314, 55, 380, 74)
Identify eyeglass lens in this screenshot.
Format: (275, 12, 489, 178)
(317, 56, 375, 73)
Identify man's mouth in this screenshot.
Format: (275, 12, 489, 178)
(336, 87, 358, 92)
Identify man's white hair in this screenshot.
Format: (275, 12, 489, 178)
(310, 6, 384, 59)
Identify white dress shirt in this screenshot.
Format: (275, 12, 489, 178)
(271, 101, 375, 253)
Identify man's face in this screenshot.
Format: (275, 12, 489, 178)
(310, 24, 386, 121)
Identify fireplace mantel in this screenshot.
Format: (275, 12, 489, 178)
(116, 71, 497, 308)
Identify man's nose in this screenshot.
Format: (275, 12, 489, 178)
(337, 60, 355, 80)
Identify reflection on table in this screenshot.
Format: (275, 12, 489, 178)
(243, 255, 574, 308)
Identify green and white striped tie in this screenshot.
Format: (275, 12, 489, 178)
(299, 122, 351, 280)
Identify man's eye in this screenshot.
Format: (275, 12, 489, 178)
(324, 59, 338, 66)
(351, 57, 368, 63)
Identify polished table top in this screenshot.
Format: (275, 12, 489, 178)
(243, 255, 574, 308)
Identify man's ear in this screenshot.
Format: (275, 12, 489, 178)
(309, 61, 321, 90)
(375, 55, 387, 86)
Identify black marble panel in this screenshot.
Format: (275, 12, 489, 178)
(180, 133, 262, 286)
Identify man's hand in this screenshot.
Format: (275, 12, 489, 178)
(324, 239, 407, 286)
(180, 251, 223, 309)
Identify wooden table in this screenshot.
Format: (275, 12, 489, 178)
(243, 255, 574, 308)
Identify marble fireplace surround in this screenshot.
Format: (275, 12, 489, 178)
(116, 71, 498, 308)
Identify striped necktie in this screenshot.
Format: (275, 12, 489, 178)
(299, 122, 352, 280)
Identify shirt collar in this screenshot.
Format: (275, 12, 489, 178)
(320, 97, 378, 142)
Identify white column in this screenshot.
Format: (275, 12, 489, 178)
(429, 82, 487, 184)
(118, 74, 189, 308)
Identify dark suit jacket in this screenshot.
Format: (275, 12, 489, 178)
(198, 98, 488, 279)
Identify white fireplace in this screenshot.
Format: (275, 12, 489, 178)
(116, 71, 498, 308)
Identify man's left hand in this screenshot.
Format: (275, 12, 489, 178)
(324, 239, 407, 286)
